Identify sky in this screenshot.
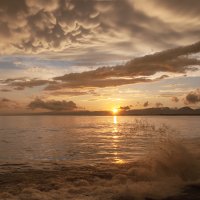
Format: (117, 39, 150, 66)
(0, 0, 200, 113)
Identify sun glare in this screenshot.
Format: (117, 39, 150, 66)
(112, 108, 118, 114)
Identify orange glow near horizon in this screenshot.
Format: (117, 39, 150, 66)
(112, 108, 119, 115)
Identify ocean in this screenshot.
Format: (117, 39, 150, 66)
(0, 116, 200, 199)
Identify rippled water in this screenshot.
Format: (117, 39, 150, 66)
(0, 116, 199, 164)
(0, 116, 200, 200)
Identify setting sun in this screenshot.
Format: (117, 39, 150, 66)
(112, 108, 119, 114)
(0, 1, 200, 200)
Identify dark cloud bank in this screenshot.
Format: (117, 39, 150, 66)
(0, 0, 100, 53)
(51, 41, 200, 89)
(185, 89, 200, 104)
(1, 0, 200, 54)
(23, 88, 200, 113)
(1, 41, 200, 91)
(28, 98, 77, 111)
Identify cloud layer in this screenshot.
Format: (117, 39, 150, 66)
(185, 89, 200, 104)
(51, 41, 200, 89)
(1, 41, 200, 92)
(0, 0, 200, 55)
(0, 0, 100, 54)
(0, 1, 200, 112)
(28, 98, 77, 111)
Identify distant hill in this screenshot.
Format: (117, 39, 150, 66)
(1, 107, 200, 116)
(123, 107, 200, 115)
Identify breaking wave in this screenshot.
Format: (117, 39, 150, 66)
(0, 120, 199, 200)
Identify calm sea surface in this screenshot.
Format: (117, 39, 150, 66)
(0, 116, 200, 164)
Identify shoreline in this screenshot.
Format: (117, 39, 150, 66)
(0, 162, 200, 200)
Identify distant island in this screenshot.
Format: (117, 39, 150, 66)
(1, 107, 200, 116)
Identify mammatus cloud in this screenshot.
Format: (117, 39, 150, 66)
(184, 89, 200, 104)
(171, 96, 179, 103)
(0, 0, 200, 55)
(0, 0, 101, 54)
(28, 98, 77, 111)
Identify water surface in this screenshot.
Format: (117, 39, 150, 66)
(0, 116, 200, 200)
(0, 116, 199, 164)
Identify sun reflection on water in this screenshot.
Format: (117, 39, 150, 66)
(112, 116, 125, 164)
(113, 115, 117, 124)
(112, 135, 119, 139)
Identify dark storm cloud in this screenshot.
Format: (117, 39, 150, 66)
(184, 89, 200, 104)
(52, 41, 200, 89)
(0, 0, 100, 54)
(0, 0, 199, 54)
(28, 98, 77, 111)
(99, 0, 180, 48)
(46, 76, 167, 89)
(2, 41, 200, 90)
